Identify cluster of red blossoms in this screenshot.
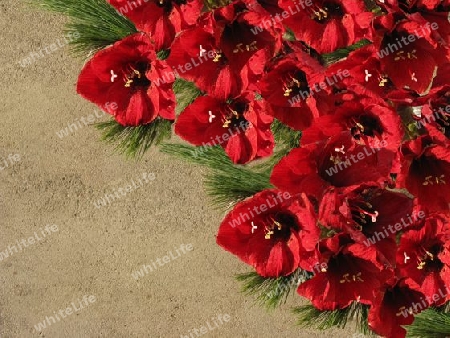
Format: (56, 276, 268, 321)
(75, 0, 450, 336)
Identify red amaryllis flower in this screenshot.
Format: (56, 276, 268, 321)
(257, 51, 328, 130)
(175, 92, 274, 164)
(417, 86, 450, 146)
(396, 214, 450, 305)
(319, 184, 415, 265)
(77, 33, 175, 126)
(379, 0, 450, 48)
(301, 97, 404, 151)
(368, 278, 426, 338)
(270, 131, 396, 199)
(397, 136, 450, 212)
(107, 0, 202, 49)
(280, 0, 373, 53)
(167, 2, 281, 99)
(371, 14, 447, 94)
(297, 234, 392, 310)
(324, 45, 415, 103)
(216, 191, 320, 277)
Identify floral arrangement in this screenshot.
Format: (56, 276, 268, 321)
(37, 0, 450, 336)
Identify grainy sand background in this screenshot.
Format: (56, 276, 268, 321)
(0, 2, 357, 337)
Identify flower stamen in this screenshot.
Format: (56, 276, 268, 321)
(340, 272, 364, 283)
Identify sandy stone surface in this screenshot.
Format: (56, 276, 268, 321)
(0, 2, 359, 337)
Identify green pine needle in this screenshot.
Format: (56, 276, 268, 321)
(96, 118, 172, 159)
(283, 28, 296, 42)
(236, 269, 313, 309)
(33, 0, 137, 55)
(204, 166, 272, 207)
(405, 308, 450, 338)
(293, 302, 372, 335)
(271, 119, 301, 149)
(322, 39, 372, 66)
(160, 144, 273, 207)
(160, 118, 302, 206)
(204, 0, 232, 9)
(160, 143, 232, 166)
(173, 79, 203, 115)
(157, 49, 171, 60)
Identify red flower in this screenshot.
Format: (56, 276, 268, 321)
(167, 27, 243, 99)
(319, 184, 414, 265)
(297, 234, 392, 310)
(416, 86, 450, 146)
(372, 14, 447, 94)
(397, 136, 450, 212)
(77, 33, 175, 126)
(379, 0, 450, 48)
(107, 0, 202, 49)
(257, 51, 327, 130)
(216, 191, 320, 277)
(270, 131, 396, 199)
(167, 2, 281, 99)
(301, 97, 404, 151)
(368, 278, 426, 338)
(396, 214, 450, 305)
(280, 0, 373, 53)
(325, 45, 415, 103)
(174, 92, 274, 164)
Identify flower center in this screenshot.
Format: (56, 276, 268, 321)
(222, 101, 248, 130)
(349, 115, 383, 143)
(123, 62, 151, 89)
(263, 213, 298, 241)
(211, 49, 228, 65)
(422, 174, 446, 185)
(394, 49, 418, 61)
(378, 74, 391, 87)
(282, 71, 310, 98)
(348, 189, 383, 234)
(309, 2, 343, 22)
(416, 244, 444, 271)
(339, 272, 364, 283)
(232, 41, 258, 54)
(350, 202, 379, 231)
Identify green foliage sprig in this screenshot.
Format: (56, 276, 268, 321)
(35, 0, 137, 55)
(236, 269, 313, 309)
